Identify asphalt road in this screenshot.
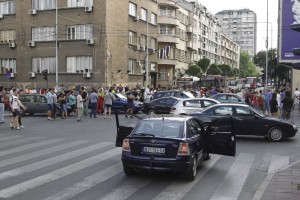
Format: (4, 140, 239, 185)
(0, 111, 299, 200)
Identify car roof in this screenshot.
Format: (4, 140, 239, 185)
(143, 116, 192, 122)
(177, 97, 220, 102)
(208, 103, 250, 107)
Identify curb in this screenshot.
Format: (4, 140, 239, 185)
(252, 160, 300, 200)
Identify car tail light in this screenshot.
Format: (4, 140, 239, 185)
(171, 106, 176, 111)
(122, 139, 131, 152)
(177, 142, 190, 156)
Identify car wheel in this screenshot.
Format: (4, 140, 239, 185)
(186, 156, 197, 181)
(123, 165, 135, 176)
(148, 109, 156, 115)
(267, 126, 285, 142)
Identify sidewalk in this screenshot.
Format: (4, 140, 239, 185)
(253, 109, 300, 200)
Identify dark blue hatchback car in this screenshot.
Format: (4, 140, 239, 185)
(115, 115, 236, 181)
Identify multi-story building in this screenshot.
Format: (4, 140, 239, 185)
(156, 0, 240, 88)
(215, 9, 257, 57)
(0, 0, 158, 88)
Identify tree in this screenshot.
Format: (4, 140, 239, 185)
(185, 64, 201, 77)
(218, 64, 231, 76)
(197, 58, 210, 74)
(240, 51, 258, 77)
(207, 64, 222, 75)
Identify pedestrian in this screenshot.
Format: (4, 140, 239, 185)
(81, 87, 88, 116)
(294, 88, 300, 109)
(89, 89, 98, 118)
(97, 88, 105, 114)
(144, 85, 151, 102)
(58, 90, 67, 119)
(269, 92, 279, 118)
(17, 90, 27, 128)
(10, 88, 20, 130)
(46, 88, 54, 120)
(258, 90, 266, 113)
(68, 90, 76, 113)
(264, 89, 272, 115)
(51, 89, 57, 120)
(76, 90, 84, 121)
(281, 90, 294, 120)
(0, 86, 5, 123)
(125, 89, 135, 118)
(104, 88, 116, 119)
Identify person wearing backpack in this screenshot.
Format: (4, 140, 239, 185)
(281, 90, 294, 120)
(258, 90, 266, 113)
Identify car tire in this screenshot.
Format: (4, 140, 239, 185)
(186, 156, 197, 181)
(148, 109, 156, 115)
(123, 165, 135, 176)
(267, 126, 285, 142)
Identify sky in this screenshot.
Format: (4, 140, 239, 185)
(194, 0, 279, 53)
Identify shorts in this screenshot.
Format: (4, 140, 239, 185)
(12, 110, 19, 117)
(105, 104, 112, 108)
(47, 104, 52, 110)
(127, 102, 134, 108)
(61, 104, 67, 112)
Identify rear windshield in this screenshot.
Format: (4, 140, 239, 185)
(133, 120, 184, 138)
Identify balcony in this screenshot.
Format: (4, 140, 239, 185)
(186, 25, 193, 33)
(187, 41, 197, 50)
(158, 59, 177, 66)
(158, 35, 180, 44)
(158, 0, 179, 9)
(158, 16, 180, 26)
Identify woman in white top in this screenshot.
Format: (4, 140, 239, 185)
(77, 92, 84, 121)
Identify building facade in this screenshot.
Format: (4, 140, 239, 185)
(0, 0, 158, 89)
(215, 9, 257, 57)
(156, 0, 240, 88)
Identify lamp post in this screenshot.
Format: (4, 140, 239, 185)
(55, 0, 58, 87)
(265, 0, 269, 88)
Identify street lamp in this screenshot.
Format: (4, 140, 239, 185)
(265, 0, 269, 88)
(55, 0, 58, 87)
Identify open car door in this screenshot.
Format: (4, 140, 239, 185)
(206, 117, 236, 156)
(115, 111, 141, 147)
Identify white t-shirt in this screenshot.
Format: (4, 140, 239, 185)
(11, 95, 19, 110)
(294, 90, 300, 98)
(77, 94, 83, 108)
(144, 88, 150, 101)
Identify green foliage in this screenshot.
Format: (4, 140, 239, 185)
(218, 64, 231, 76)
(239, 51, 258, 77)
(185, 64, 201, 77)
(207, 64, 222, 75)
(197, 58, 210, 73)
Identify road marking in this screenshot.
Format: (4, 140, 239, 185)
(0, 137, 43, 148)
(268, 155, 289, 174)
(0, 138, 65, 157)
(0, 142, 112, 180)
(0, 135, 23, 142)
(210, 153, 255, 200)
(43, 163, 122, 200)
(100, 177, 152, 200)
(153, 155, 221, 200)
(0, 148, 121, 198)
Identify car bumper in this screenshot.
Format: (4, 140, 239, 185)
(122, 154, 193, 173)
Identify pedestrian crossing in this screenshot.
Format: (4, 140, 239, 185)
(0, 134, 296, 200)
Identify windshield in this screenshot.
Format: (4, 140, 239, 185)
(133, 120, 184, 138)
(115, 93, 127, 100)
(249, 106, 266, 117)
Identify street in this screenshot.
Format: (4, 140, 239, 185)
(0, 111, 299, 200)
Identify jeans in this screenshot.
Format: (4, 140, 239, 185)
(77, 107, 83, 120)
(90, 102, 97, 117)
(0, 103, 4, 122)
(83, 102, 88, 116)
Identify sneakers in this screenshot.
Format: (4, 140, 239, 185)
(10, 123, 14, 129)
(16, 126, 20, 130)
(47, 117, 51, 120)
(20, 125, 25, 128)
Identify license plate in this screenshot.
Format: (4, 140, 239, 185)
(143, 147, 165, 154)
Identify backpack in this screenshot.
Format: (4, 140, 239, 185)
(257, 95, 264, 106)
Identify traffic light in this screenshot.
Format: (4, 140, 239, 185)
(42, 69, 48, 80)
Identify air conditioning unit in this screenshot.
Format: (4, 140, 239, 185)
(28, 41, 35, 47)
(10, 73, 15, 78)
(29, 9, 37, 15)
(148, 48, 155, 54)
(9, 42, 16, 48)
(135, 45, 140, 51)
(0, 14, 3, 19)
(86, 39, 94, 45)
(135, 16, 140, 21)
(28, 72, 36, 78)
(83, 72, 92, 78)
(85, 6, 93, 12)
(140, 46, 146, 51)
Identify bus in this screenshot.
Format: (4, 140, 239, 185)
(177, 76, 200, 88)
(245, 77, 262, 89)
(201, 75, 226, 88)
(227, 77, 245, 92)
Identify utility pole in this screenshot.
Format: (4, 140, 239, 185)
(145, 0, 149, 85)
(265, 0, 269, 88)
(55, 0, 58, 87)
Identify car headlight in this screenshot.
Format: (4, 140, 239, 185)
(293, 124, 297, 129)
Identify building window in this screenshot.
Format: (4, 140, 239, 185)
(158, 67, 167, 80)
(32, 57, 56, 73)
(140, 34, 147, 47)
(159, 25, 171, 35)
(0, 58, 16, 74)
(32, 0, 56, 10)
(67, 56, 93, 73)
(150, 13, 157, 25)
(129, 2, 136, 17)
(128, 31, 137, 45)
(128, 59, 136, 74)
(159, 6, 171, 16)
(150, 38, 157, 49)
(67, 24, 93, 40)
(67, 0, 93, 7)
(32, 27, 56, 41)
(141, 8, 147, 21)
(0, 1, 15, 15)
(0, 30, 16, 43)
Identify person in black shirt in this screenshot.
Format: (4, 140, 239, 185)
(269, 92, 278, 118)
(125, 90, 135, 118)
(281, 91, 294, 120)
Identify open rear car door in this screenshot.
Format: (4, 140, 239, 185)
(206, 117, 236, 156)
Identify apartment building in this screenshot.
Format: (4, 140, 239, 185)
(215, 9, 257, 57)
(156, 0, 240, 88)
(0, 0, 158, 88)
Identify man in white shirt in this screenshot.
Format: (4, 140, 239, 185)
(294, 88, 300, 111)
(10, 88, 20, 130)
(144, 85, 151, 102)
(77, 91, 84, 121)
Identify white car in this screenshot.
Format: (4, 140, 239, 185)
(170, 98, 220, 115)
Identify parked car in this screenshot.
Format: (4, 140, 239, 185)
(151, 90, 194, 101)
(115, 114, 236, 181)
(170, 98, 220, 115)
(209, 93, 246, 104)
(190, 104, 298, 142)
(142, 97, 180, 115)
(112, 93, 143, 113)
